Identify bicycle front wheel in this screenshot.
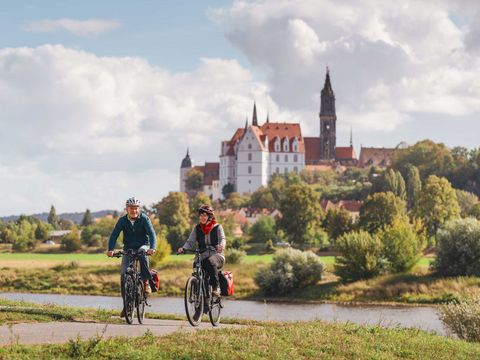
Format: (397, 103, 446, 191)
(184, 276, 203, 326)
(124, 274, 135, 325)
(208, 297, 222, 327)
(136, 280, 146, 324)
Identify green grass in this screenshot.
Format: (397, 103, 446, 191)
(1, 321, 479, 359)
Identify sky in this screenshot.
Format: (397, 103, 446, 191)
(1, 0, 480, 216)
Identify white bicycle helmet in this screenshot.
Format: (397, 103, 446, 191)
(125, 197, 141, 207)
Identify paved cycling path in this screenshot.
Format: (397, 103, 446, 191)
(0, 319, 240, 345)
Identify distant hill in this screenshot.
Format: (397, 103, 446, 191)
(0, 210, 119, 224)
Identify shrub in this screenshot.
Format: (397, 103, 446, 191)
(230, 236, 247, 250)
(264, 239, 275, 253)
(435, 218, 480, 276)
(440, 298, 480, 342)
(378, 221, 423, 273)
(149, 236, 172, 268)
(334, 231, 384, 282)
(61, 230, 82, 252)
(225, 248, 246, 264)
(254, 248, 324, 295)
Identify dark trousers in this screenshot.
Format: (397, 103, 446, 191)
(120, 247, 153, 302)
(201, 258, 219, 289)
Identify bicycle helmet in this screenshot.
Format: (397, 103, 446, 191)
(197, 204, 215, 219)
(125, 197, 141, 207)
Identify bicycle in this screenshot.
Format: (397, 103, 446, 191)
(183, 247, 223, 327)
(113, 249, 151, 325)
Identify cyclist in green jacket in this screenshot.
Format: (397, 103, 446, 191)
(107, 197, 156, 312)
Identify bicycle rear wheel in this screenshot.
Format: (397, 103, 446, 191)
(208, 297, 222, 327)
(124, 274, 135, 325)
(184, 276, 203, 326)
(136, 280, 146, 324)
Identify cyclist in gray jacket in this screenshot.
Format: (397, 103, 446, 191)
(178, 204, 226, 297)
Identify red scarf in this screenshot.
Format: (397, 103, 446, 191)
(199, 219, 217, 235)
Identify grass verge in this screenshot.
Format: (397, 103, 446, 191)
(1, 321, 479, 359)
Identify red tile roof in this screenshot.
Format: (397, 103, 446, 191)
(335, 146, 356, 160)
(260, 123, 304, 152)
(203, 162, 219, 186)
(225, 128, 246, 156)
(304, 137, 321, 163)
(359, 147, 395, 167)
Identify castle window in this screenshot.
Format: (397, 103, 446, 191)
(285, 154, 288, 162)
(276, 154, 279, 162)
(248, 143, 252, 149)
(294, 154, 298, 162)
(283, 139, 289, 152)
(248, 153, 252, 161)
(248, 166, 252, 174)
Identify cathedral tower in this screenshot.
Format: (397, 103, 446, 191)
(319, 67, 336, 160)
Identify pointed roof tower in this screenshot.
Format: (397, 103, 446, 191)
(252, 101, 258, 126)
(244, 116, 249, 131)
(181, 148, 192, 168)
(320, 67, 336, 116)
(350, 126, 353, 147)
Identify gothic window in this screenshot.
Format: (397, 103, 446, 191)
(248, 166, 252, 174)
(283, 139, 289, 152)
(248, 153, 252, 161)
(285, 154, 288, 162)
(274, 138, 280, 152)
(294, 154, 298, 162)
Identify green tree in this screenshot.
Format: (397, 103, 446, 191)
(81, 209, 93, 227)
(224, 192, 250, 209)
(323, 208, 354, 242)
(250, 186, 275, 209)
(405, 165, 422, 210)
(414, 176, 460, 238)
(358, 192, 408, 233)
(154, 192, 190, 249)
(185, 168, 203, 191)
(277, 183, 323, 245)
(61, 228, 82, 252)
(391, 139, 455, 180)
(334, 231, 384, 282)
(470, 204, 480, 220)
(34, 222, 50, 241)
(47, 205, 59, 229)
(249, 216, 276, 244)
(455, 189, 479, 218)
(189, 192, 212, 223)
(378, 220, 424, 273)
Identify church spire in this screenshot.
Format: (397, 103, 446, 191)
(320, 66, 335, 116)
(350, 126, 353, 147)
(252, 101, 258, 126)
(244, 116, 249, 131)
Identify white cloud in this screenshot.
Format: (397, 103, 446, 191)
(22, 18, 121, 36)
(212, 0, 480, 133)
(0, 45, 284, 215)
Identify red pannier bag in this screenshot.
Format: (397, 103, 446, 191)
(150, 269, 160, 292)
(219, 271, 234, 296)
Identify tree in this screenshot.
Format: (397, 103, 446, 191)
(224, 192, 250, 209)
(334, 231, 384, 282)
(189, 192, 211, 223)
(185, 168, 203, 191)
(277, 183, 323, 245)
(81, 209, 93, 227)
(455, 189, 479, 218)
(250, 186, 275, 209)
(358, 192, 408, 233)
(34, 222, 50, 241)
(249, 216, 276, 244)
(378, 220, 424, 273)
(61, 228, 82, 252)
(323, 208, 354, 243)
(405, 165, 422, 210)
(391, 139, 455, 180)
(414, 176, 460, 238)
(154, 192, 190, 249)
(48, 205, 59, 229)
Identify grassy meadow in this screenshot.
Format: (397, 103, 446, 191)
(1, 320, 480, 359)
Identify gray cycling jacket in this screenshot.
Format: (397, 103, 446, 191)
(182, 223, 226, 264)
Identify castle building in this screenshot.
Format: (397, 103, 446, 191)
(180, 69, 393, 200)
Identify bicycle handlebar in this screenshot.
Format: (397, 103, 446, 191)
(111, 249, 152, 258)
